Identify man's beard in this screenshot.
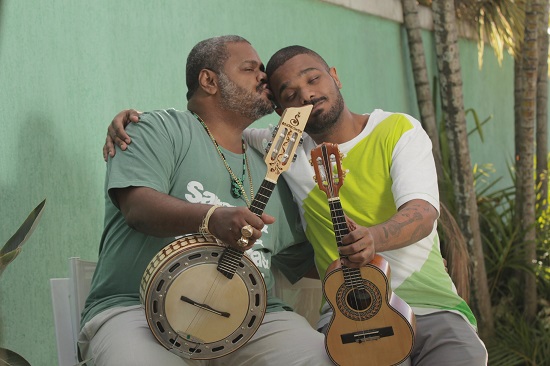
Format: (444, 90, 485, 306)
(304, 90, 345, 136)
(218, 72, 273, 120)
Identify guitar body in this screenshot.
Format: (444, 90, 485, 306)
(140, 234, 267, 359)
(311, 142, 416, 365)
(323, 255, 415, 366)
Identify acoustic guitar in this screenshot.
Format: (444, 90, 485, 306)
(311, 142, 415, 366)
(139, 105, 312, 359)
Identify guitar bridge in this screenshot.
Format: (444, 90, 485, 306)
(340, 326, 394, 344)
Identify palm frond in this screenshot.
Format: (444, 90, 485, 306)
(487, 308, 550, 365)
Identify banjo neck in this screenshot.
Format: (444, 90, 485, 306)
(216, 105, 312, 280)
(216, 178, 276, 279)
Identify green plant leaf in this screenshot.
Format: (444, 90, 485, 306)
(0, 249, 22, 277)
(1, 199, 46, 257)
(0, 347, 31, 366)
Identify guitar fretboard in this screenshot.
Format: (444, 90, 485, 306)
(328, 198, 366, 290)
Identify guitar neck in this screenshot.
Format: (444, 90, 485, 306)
(328, 197, 364, 286)
(328, 197, 349, 247)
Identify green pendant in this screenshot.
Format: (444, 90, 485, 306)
(231, 178, 242, 198)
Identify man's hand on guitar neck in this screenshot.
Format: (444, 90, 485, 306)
(103, 109, 142, 161)
(338, 218, 376, 269)
(339, 199, 438, 268)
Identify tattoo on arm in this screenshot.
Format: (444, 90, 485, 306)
(378, 204, 433, 250)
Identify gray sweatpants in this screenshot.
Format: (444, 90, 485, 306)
(79, 305, 332, 366)
(317, 310, 488, 365)
(408, 312, 487, 365)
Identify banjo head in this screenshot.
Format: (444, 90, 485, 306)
(140, 234, 267, 359)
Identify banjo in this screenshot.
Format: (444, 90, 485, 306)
(139, 105, 312, 360)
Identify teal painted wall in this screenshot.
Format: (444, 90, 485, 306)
(0, 1, 544, 364)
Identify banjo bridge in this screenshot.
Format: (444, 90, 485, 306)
(180, 295, 231, 318)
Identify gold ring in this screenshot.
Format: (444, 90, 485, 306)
(241, 224, 253, 238)
(237, 237, 249, 247)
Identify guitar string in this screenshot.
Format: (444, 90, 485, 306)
(332, 195, 370, 344)
(333, 202, 366, 337)
(324, 146, 368, 342)
(340, 204, 368, 343)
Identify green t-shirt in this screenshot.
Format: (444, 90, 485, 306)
(81, 109, 312, 328)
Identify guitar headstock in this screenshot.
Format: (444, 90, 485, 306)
(310, 143, 345, 198)
(264, 105, 312, 182)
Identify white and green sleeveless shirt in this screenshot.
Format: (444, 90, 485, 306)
(245, 109, 477, 329)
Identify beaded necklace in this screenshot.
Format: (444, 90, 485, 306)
(191, 111, 254, 207)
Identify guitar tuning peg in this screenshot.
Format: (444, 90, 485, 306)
(343, 169, 350, 178)
(313, 175, 317, 183)
(292, 154, 297, 163)
(265, 141, 272, 153)
(339, 152, 345, 160)
(308, 158, 313, 166)
(299, 137, 304, 146)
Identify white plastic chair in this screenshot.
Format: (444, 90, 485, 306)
(272, 266, 322, 327)
(50, 257, 97, 366)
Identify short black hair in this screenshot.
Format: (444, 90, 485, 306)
(186, 35, 250, 101)
(266, 45, 330, 79)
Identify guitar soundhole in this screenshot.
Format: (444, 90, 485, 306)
(212, 252, 219, 257)
(232, 333, 244, 343)
(168, 262, 180, 272)
(346, 288, 371, 311)
(247, 315, 257, 328)
(254, 293, 260, 306)
(336, 280, 382, 321)
(156, 279, 165, 292)
(188, 347, 202, 354)
(152, 300, 158, 313)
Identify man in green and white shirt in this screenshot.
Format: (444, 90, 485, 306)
(247, 45, 487, 365)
